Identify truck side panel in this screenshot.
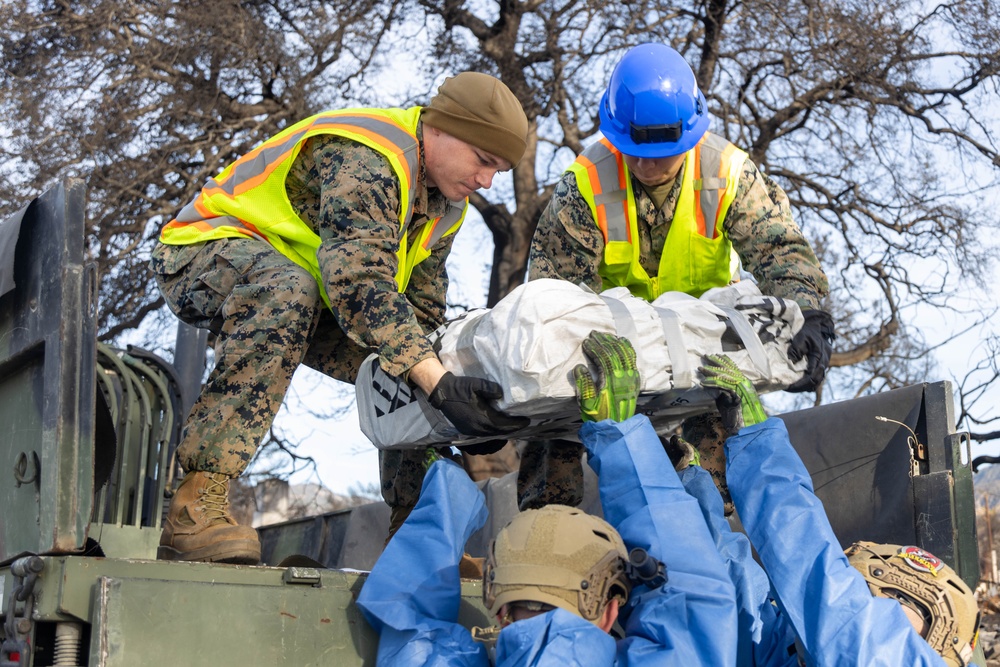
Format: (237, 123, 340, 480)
(0, 179, 96, 562)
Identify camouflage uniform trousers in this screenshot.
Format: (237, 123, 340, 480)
(681, 411, 734, 515)
(152, 236, 511, 532)
(383, 444, 521, 539)
(513, 415, 732, 514)
(152, 236, 373, 477)
(516, 438, 585, 511)
(380, 447, 433, 537)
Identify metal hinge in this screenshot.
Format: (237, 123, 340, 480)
(281, 567, 321, 586)
(876, 415, 926, 477)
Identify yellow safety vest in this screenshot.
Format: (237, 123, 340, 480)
(160, 106, 467, 307)
(568, 133, 748, 301)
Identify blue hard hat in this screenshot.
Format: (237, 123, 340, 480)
(599, 43, 711, 158)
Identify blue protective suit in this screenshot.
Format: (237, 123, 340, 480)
(356, 414, 738, 666)
(724, 417, 947, 667)
(678, 465, 797, 667)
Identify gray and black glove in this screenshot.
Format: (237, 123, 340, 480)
(786, 309, 835, 393)
(662, 434, 700, 472)
(429, 372, 529, 437)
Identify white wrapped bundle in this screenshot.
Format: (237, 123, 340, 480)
(357, 279, 807, 449)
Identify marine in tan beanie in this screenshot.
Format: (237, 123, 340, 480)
(422, 72, 529, 168)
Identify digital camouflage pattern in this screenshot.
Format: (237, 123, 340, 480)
(529, 159, 829, 310)
(379, 447, 433, 528)
(680, 412, 734, 516)
(288, 132, 455, 377)
(152, 131, 453, 480)
(382, 444, 521, 539)
(514, 426, 726, 513)
(516, 439, 585, 511)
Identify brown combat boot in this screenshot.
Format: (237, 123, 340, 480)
(158, 471, 261, 564)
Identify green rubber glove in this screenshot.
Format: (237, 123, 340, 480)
(573, 332, 641, 422)
(699, 354, 767, 434)
(423, 447, 444, 470)
(423, 446, 460, 470)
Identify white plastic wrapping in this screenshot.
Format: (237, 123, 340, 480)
(357, 279, 807, 449)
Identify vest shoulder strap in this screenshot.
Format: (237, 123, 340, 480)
(691, 132, 749, 239)
(307, 110, 421, 229)
(571, 140, 630, 243)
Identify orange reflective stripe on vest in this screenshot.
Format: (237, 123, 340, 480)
(160, 106, 468, 306)
(397, 201, 467, 292)
(569, 132, 748, 300)
(571, 138, 633, 243)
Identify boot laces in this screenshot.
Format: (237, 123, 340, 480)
(200, 473, 234, 523)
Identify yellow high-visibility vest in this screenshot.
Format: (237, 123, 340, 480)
(160, 106, 467, 307)
(568, 133, 748, 301)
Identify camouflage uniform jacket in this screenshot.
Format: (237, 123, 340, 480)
(285, 128, 455, 377)
(528, 157, 829, 310)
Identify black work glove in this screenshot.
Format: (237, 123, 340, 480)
(786, 309, 835, 393)
(713, 386, 745, 436)
(457, 439, 510, 456)
(428, 372, 529, 437)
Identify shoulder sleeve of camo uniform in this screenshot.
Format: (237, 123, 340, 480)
(528, 171, 606, 292)
(722, 160, 830, 310)
(310, 136, 438, 377)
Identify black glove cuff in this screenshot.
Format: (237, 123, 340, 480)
(802, 309, 836, 343)
(428, 372, 454, 408)
(714, 390, 744, 436)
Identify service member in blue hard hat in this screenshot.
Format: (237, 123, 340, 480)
(521, 42, 834, 513)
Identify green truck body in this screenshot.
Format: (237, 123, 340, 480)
(0, 181, 982, 665)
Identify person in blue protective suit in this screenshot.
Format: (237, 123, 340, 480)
(355, 332, 738, 665)
(689, 353, 982, 667)
(664, 441, 799, 667)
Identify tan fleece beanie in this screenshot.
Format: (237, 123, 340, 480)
(421, 72, 529, 167)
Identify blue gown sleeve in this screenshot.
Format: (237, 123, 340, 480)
(580, 415, 739, 666)
(356, 459, 491, 667)
(725, 418, 947, 667)
(678, 464, 799, 667)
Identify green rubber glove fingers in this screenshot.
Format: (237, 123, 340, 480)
(423, 447, 443, 470)
(700, 354, 767, 430)
(573, 331, 641, 422)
